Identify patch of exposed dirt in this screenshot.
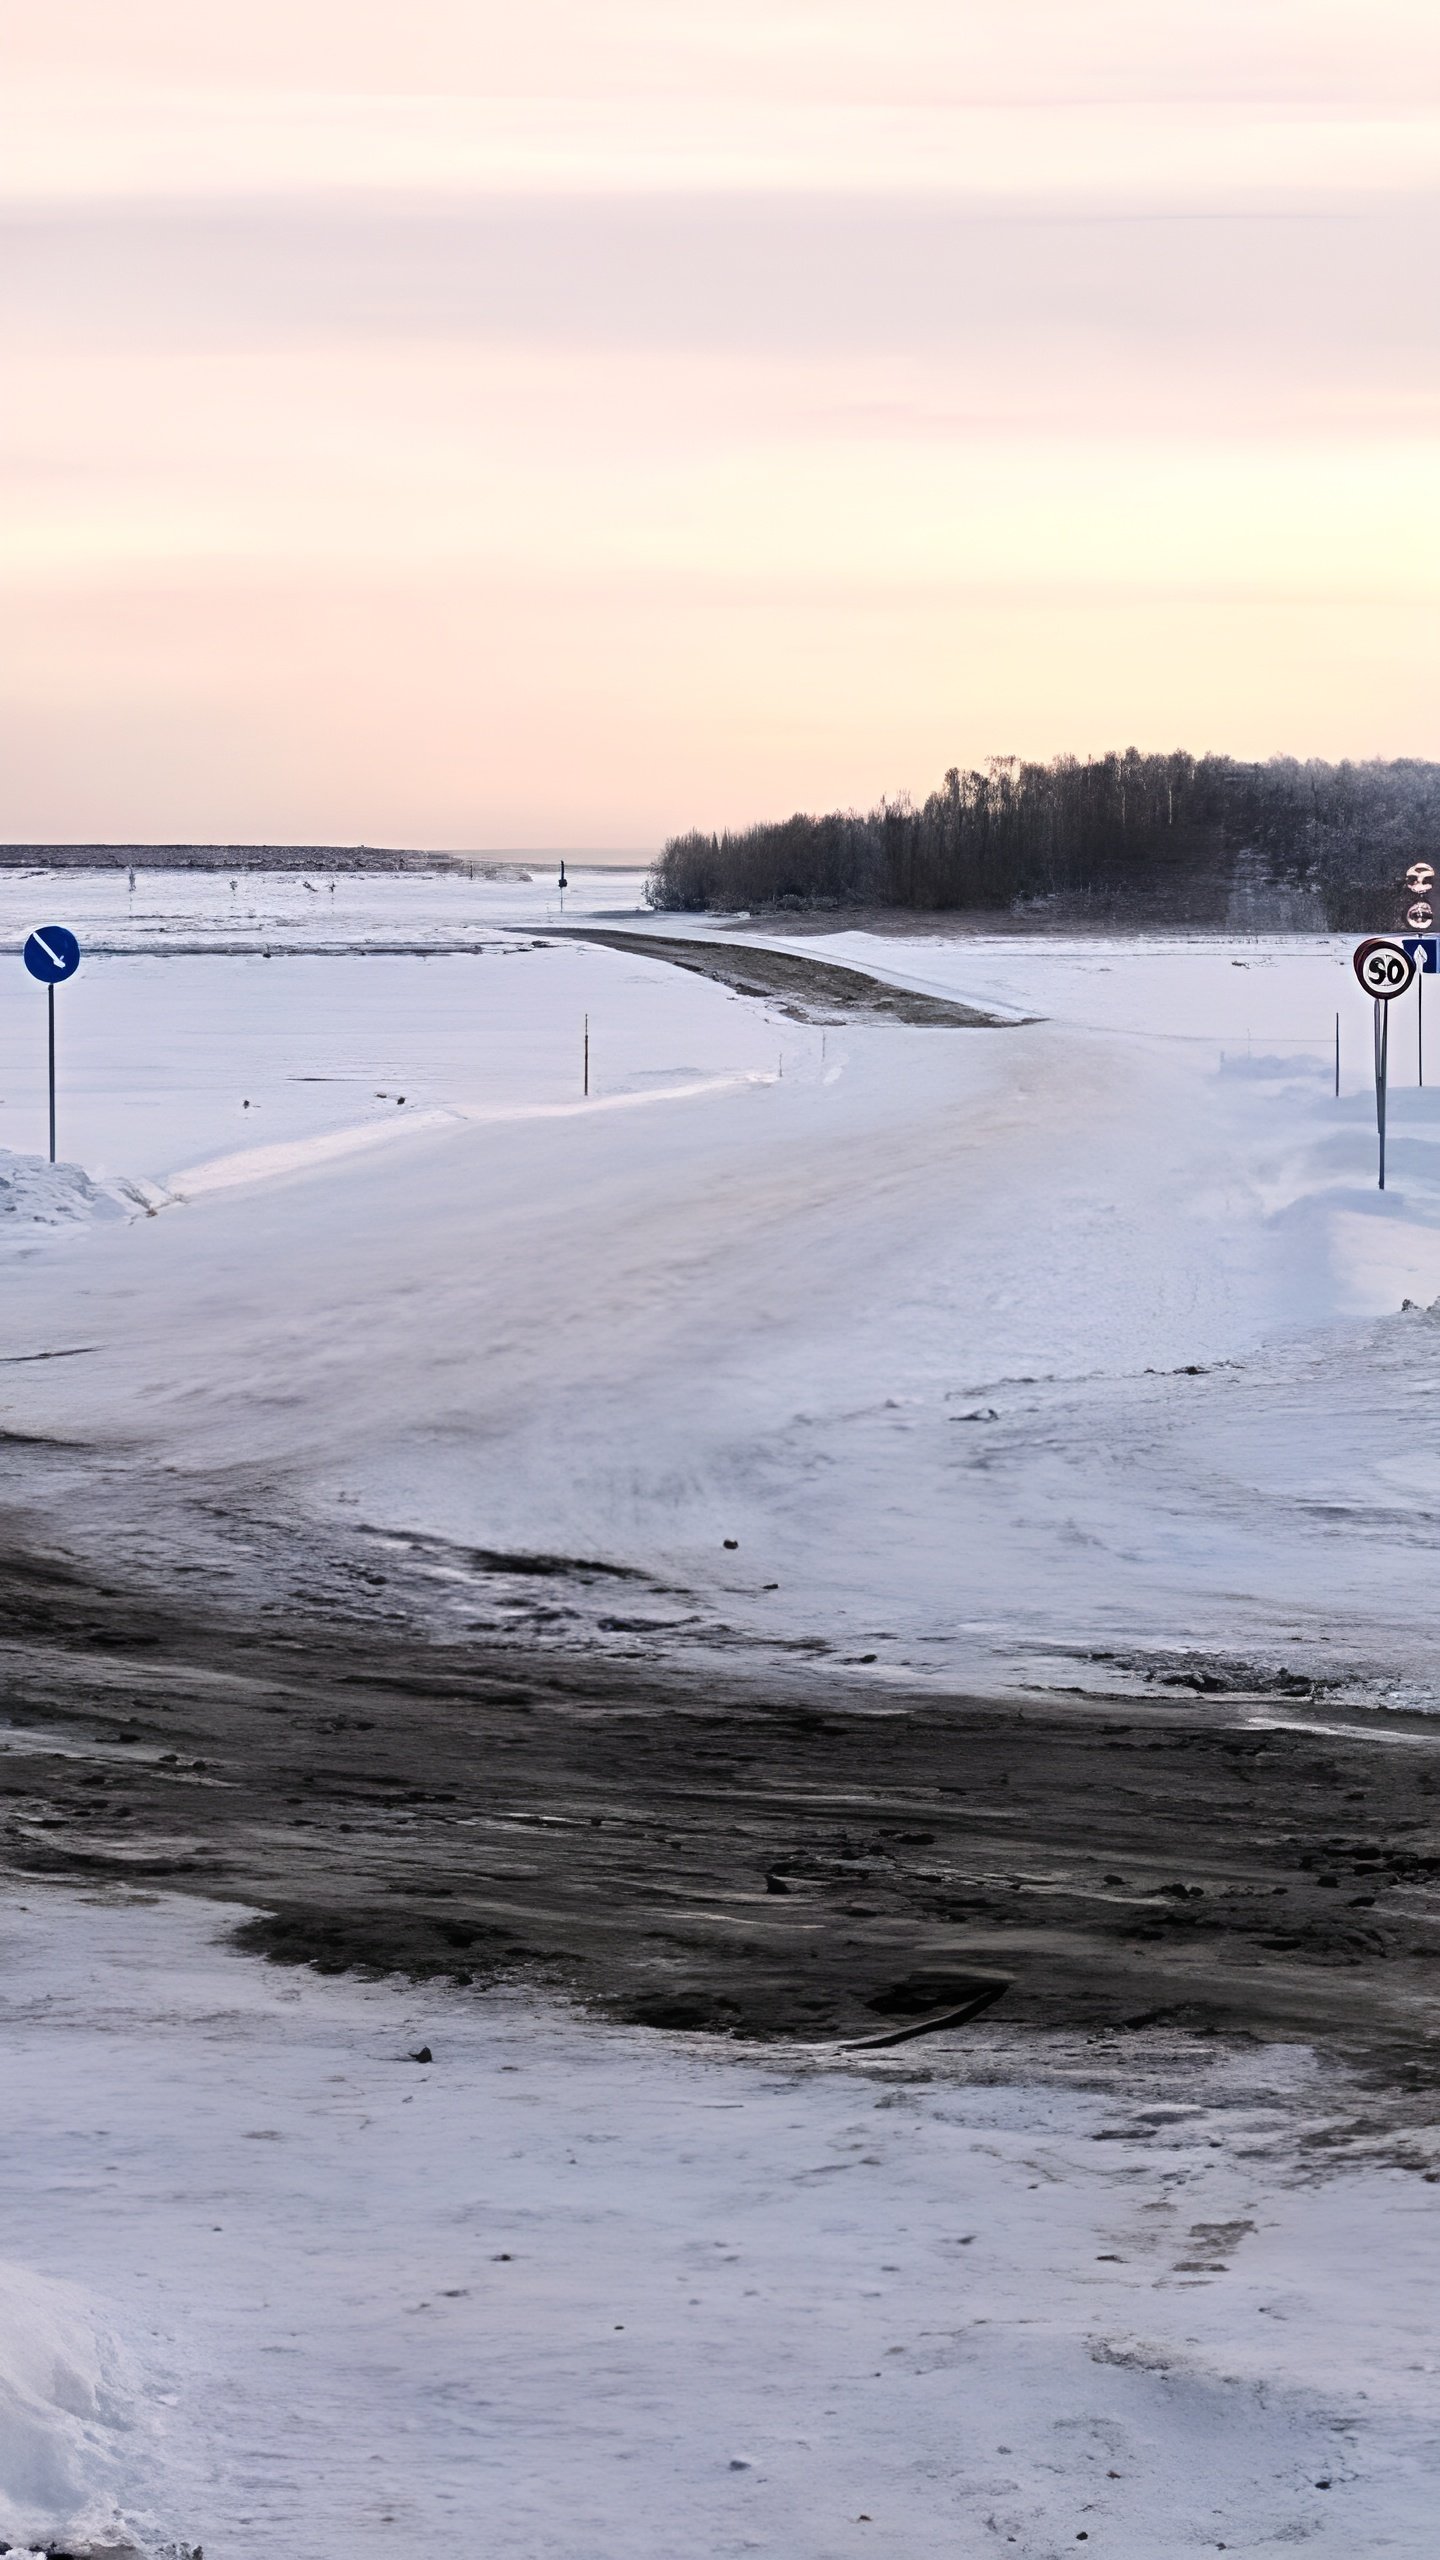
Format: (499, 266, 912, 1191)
(2, 1530, 1439, 2079)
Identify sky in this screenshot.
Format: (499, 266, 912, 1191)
(3, 3, 1438, 850)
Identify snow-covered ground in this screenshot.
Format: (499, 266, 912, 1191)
(0, 870, 733, 1184)
(4, 878, 1440, 2556)
(2, 1883, 1435, 2560)
(1, 875, 1437, 1700)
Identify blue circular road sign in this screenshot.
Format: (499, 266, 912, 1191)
(23, 926, 81, 984)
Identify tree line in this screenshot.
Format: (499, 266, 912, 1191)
(647, 752, 1440, 928)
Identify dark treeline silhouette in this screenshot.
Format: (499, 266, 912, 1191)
(648, 752, 1440, 929)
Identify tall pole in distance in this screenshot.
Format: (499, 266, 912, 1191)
(1335, 1011, 1340, 1098)
(1420, 968, 1425, 1088)
(583, 1013, 589, 1098)
(48, 983, 56, 1164)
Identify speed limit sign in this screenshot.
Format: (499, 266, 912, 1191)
(1353, 938, 1416, 999)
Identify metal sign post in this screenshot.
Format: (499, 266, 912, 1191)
(1402, 934, 1438, 1092)
(22, 926, 82, 1164)
(1353, 937, 1416, 1191)
(1375, 996, 1389, 1189)
(1405, 868, 1436, 1090)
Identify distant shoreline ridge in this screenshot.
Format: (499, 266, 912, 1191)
(0, 845, 649, 873)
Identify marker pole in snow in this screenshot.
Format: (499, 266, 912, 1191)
(1420, 970, 1425, 1088)
(1334, 1012, 1340, 1098)
(583, 1013, 590, 1098)
(47, 986, 56, 1162)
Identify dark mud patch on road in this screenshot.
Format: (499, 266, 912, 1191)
(2, 1534, 1440, 2075)
(232, 1902, 529, 1985)
(546, 928, 1020, 1028)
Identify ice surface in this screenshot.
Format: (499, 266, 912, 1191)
(0, 912, 760, 1191)
(0, 860, 649, 961)
(0, 1885, 1435, 2560)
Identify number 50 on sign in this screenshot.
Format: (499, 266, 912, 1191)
(1353, 938, 1416, 999)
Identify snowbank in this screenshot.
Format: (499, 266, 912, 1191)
(0, 2259, 141, 2556)
(0, 1150, 160, 1240)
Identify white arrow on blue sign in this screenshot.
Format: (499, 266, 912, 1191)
(1403, 936, 1440, 971)
(23, 926, 81, 984)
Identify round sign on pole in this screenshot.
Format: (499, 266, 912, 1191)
(22, 926, 81, 1166)
(23, 926, 81, 985)
(1353, 937, 1416, 1000)
(1406, 863, 1436, 895)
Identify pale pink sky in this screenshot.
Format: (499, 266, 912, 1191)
(3, 2, 1438, 847)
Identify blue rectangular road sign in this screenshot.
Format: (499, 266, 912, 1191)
(1403, 937, 1440, 971)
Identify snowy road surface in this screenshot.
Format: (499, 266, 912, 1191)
(2, 1886, 1436, 2560)
(2, 881, 1440, 1698)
